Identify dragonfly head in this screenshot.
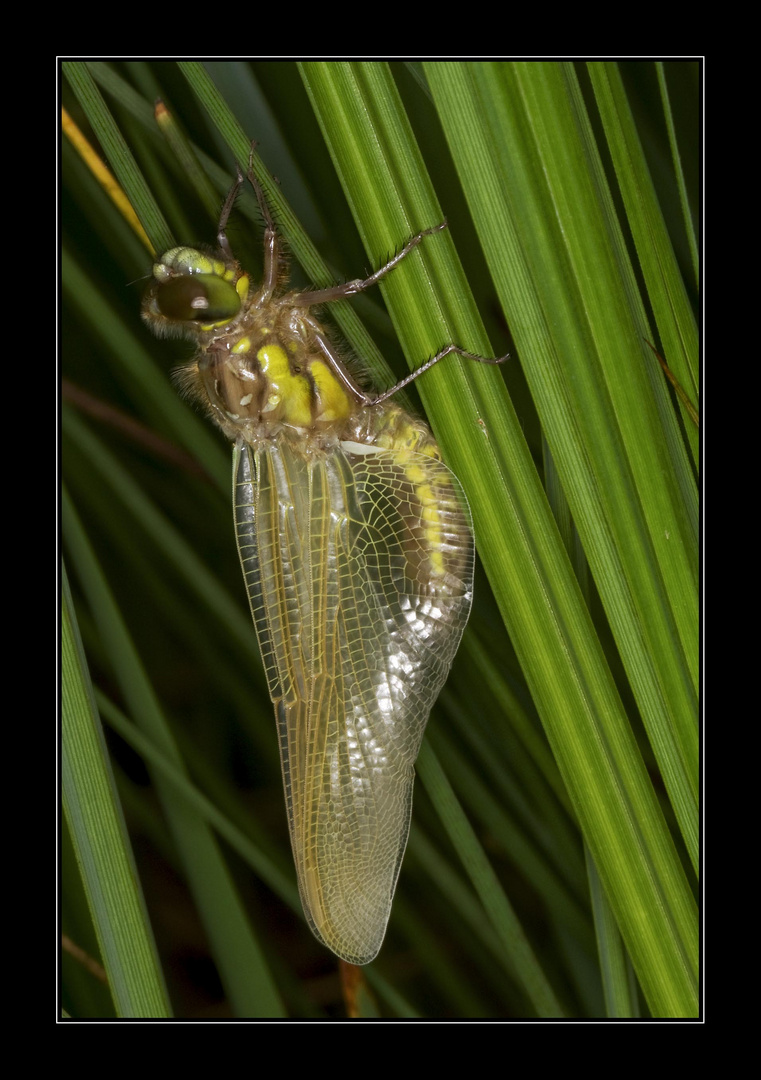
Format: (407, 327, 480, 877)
(142, 246, 250, 334)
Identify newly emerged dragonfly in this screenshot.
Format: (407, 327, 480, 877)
(143, 158, 505, 965)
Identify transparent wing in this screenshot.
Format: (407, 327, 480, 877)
(234, 435, 474, 964)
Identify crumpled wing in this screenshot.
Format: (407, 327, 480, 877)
(234, 436, 474, 964)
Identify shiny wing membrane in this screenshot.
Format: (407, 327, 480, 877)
(234, 437, 474, 964)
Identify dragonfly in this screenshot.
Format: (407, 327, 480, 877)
(142, 156, 506, 965)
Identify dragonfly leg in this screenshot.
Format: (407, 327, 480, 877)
(243, 146, 281, 302)
(303, 315, 374, 404)
(369, 344, 509, 406)
(294, 222, 449, 307)
(307, 309, 508, 407)
(217, 144, 282, 303)
(216, 164, 245, 260)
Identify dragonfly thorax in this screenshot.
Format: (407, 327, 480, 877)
(188, 303, 371, 443)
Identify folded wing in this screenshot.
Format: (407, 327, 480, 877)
(234, 436, 473, 964)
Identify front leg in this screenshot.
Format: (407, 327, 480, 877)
(294, 222, 448, 308)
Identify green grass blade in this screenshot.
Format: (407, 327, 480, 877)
(588, 61, 699, 464)
(62, 563, 171, 1017)
(62, 488, 285, 1018)
(417, 743, 565, 1017)
(63, 61, 173, 254)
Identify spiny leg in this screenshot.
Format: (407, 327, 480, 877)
(369, 344, 508, 406)
(243, 144, 280, 302)
(217, 144, 282, 302)
(216, 164, 246, 260)
(308, 312, 507, 408)
(294, 223, 449, 307)
(303, 314, 375, 403)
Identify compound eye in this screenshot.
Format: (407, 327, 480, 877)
(155, 273, 241, 322)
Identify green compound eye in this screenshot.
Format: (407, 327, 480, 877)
(155, 273, 241, 322)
